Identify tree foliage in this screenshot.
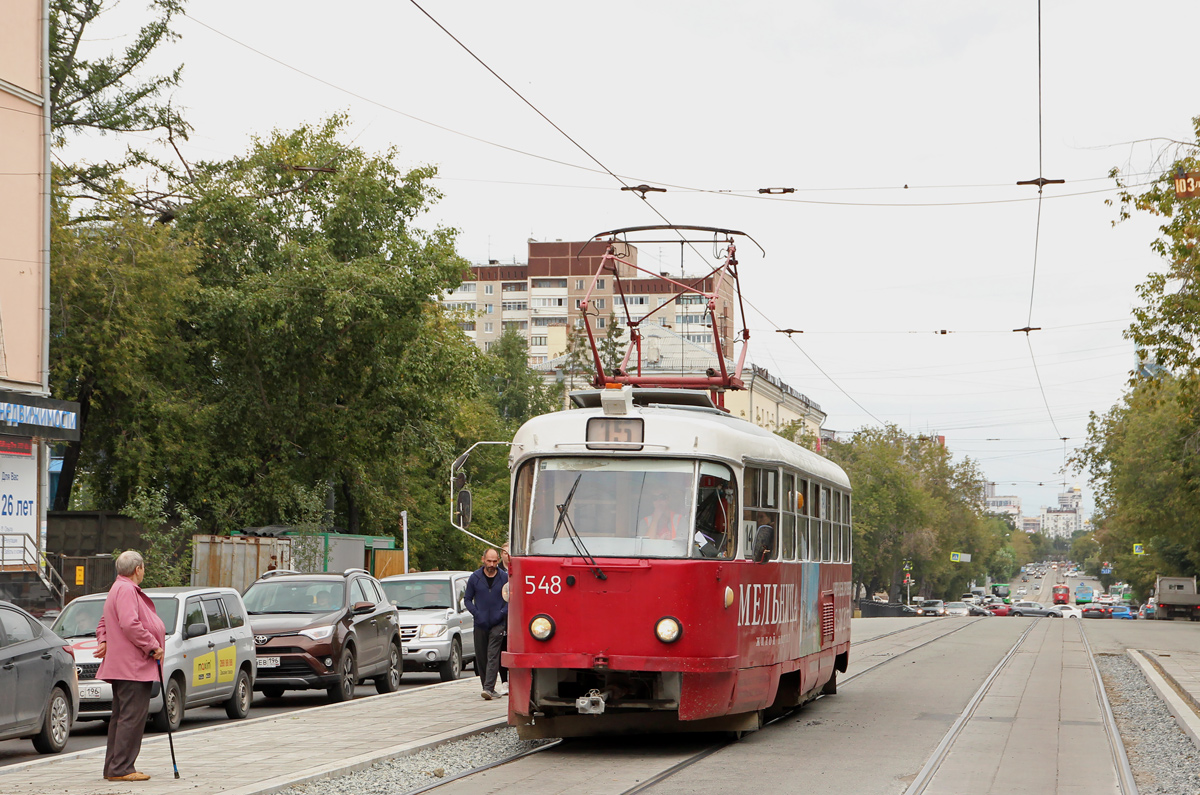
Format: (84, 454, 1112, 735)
(119, 486, 196, 587)
(824, 425, 1018, 601)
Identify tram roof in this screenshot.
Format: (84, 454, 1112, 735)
(511, 400, 851, 490)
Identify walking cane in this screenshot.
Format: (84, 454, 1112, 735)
(156, 659, 181, 779)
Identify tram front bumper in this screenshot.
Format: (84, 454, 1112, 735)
(502, 652, 739, 673)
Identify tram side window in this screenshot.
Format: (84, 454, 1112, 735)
(511, 461, 535, 555)
(831, 490, 843, 562)
(742, 466, 778, 562)
(781, 513, 796, 560)
(694, 464, 738, 559)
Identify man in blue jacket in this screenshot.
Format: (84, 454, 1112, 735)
(465, 548, 509, 699)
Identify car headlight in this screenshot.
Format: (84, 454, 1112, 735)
(299, 625, 335, 641)
(419, 624, 447, 639)
(655, 617, 682, 643)
(529, 614, 555, 641)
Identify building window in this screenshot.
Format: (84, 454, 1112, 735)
(483, 341, 493, 352)
(454, 282, 476, 293)
(458, 322, 476, 331)
(502, 320, 528, 331)
(530, 336, 548, 347)
(531, 278, 568, 289)
(484, 322, 493, 333)
(575, 298, 583, 309)
(597, 279, 605, 289)
(502, 282, 526, 292)
(484, 284, 494, 295)
(502, 301, 527, 312)
(533, 316, 567, 327)
(594, 298, 605, 309)
(443, 301, 476, 312)
(575, 279, 585, 290)
(597, 317, 605, 328)
(486, 304, 494, 314)
(532, 297, 566, 308)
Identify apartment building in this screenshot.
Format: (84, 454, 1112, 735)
(444, 239, 736, 364)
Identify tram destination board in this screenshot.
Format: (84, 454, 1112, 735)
(1174, 171, 1200, 198)
(586, 417, 644, 450)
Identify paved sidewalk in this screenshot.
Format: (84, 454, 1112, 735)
(1132, 647, 1200, 747)
(0, 678, 507, 795)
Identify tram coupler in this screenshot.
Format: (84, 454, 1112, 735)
(576, 693, 606, 715)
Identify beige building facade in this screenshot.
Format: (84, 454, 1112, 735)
(0, 0, 51, 394)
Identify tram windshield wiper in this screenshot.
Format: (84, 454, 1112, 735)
(552, 475, 606, 580)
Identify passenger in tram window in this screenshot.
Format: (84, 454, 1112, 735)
(751, 510, 777, 563)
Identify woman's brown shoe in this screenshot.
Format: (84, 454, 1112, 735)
(105, 772, 151, 781)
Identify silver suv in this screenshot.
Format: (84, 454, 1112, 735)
(379, 571, 474, 681)
(52, 587, 256, 731)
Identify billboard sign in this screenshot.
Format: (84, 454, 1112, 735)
(0, 440, 38, 563)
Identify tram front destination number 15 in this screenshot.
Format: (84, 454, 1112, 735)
(586, 417, 645, 450)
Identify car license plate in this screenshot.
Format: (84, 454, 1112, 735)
(257, 657, 280, 669)
(79, 685, 102, 699)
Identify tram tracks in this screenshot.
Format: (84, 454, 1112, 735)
(900, 618, 1137, 795)
(400, 618, 989, 795)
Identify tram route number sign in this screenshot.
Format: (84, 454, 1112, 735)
(586, 417, 644, 450)
(1174, 172, 1200, 199)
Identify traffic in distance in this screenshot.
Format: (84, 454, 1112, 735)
(894, 561, 1165, 621)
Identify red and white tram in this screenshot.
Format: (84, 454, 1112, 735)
(456, 227, 853, 737)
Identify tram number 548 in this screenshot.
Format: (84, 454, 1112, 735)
(525, 575, 562, 595)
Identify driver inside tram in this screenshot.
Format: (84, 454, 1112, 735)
(640, 491, 684, 540)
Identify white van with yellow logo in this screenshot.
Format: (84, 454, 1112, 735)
(51, 586, 256, 731)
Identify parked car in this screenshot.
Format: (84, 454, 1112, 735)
(1082, 604, 1113, 619)
(920, 600, 946, 616)
(379, 571, 475, 681)
(1010, 601, 1057, 617)
(1049, 604, 1083, 619)
(1111, 605, 1136, 620)
(53, 586, 257, 731)
(988, 603, 1013, 617)
(243, 569, 401, 702)
(966, 604, 992, 617)
(0, 601, 78, 753)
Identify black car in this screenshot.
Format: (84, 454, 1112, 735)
(0, 601, 78, 753)
(243, 569, 402, 702)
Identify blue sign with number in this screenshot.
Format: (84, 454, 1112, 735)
(1101, 567, 1112, 574)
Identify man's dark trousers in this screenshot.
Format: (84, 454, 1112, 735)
(474, 623, 505, 692)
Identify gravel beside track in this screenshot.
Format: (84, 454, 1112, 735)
(281, 727, 548, 795)
(1098, 653, 1200, 795)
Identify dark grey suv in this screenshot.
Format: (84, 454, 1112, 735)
(243, 569, 401, 702)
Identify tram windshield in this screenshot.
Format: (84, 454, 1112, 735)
(514, 458, 737, 559)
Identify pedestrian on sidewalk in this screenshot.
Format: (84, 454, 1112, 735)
(464, 548, 508, 700)
(94, 550, 166, 783)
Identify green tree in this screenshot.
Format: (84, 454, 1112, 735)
(170, 116, 479, 540)
(119, 486, 196, 587)
(49, 187, 201, 510)
(50, 0, 190, 206)
(481, 327, 559, 424)
(599, 314, 626, 375)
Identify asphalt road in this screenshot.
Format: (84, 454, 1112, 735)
(0, 668, 476, 767)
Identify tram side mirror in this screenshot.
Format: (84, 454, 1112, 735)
(455, 489, 473, 529)
(753, 525, 775, 564)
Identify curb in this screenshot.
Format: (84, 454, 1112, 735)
(1127, 648, 1200, 751)
(223, 717, 509, 795)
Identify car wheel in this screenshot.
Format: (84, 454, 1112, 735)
(32, 686, 71, 754)
(151, 676, 183, 733)
(439, 638, 463, 683)
(328, 648, 357, 703)
(225, 669, 252, 719)
(261, 685, 285, 699)
(1012, 612, 1022, 617)
(375, 641, 402, 694)
(1050, 613, 1060, 618)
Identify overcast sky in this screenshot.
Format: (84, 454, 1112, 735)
(69, 1, 1200, 521)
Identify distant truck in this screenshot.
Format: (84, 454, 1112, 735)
(1152, 576, 1200, 620)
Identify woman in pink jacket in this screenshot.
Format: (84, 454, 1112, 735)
(95, 550, 165, 782)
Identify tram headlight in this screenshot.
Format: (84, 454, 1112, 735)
(655, 616, 682, 644)
(529, 614, 555, 641)
(502, 582, 510, 603)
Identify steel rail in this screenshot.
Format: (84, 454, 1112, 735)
(403, 738, 562, 795)
(901, 620, 1040, 795)
(1078, 621, 1139, 795)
